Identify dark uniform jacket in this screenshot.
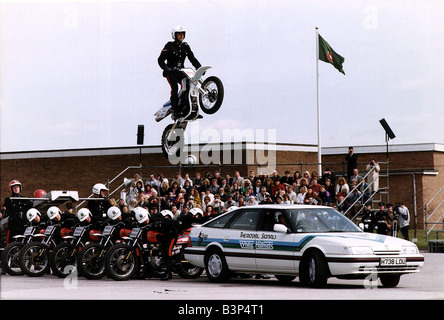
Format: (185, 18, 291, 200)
(4, 193, 32, 236)
(158, 40, 201, 76)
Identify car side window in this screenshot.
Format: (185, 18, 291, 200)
(228, 210, 260, 230)
(258, 210, 289, 231)
(205, 211, 235, 228)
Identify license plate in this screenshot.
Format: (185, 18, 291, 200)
(380, 257, 406, 266)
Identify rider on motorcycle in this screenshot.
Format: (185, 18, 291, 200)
(158, 26, 202, 117)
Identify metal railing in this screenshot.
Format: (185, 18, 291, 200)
(75, 165, 142, 210)
(336, 162, 388, 221)
(425, 184, 444, 242)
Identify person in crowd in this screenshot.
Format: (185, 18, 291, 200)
(361, 203, 375, 233)
(375, 202, 390, 235)
(335, 177, 350, 199)
(345, 146, 358, 182)
(366, 157, 380, 193)
(397, 201, 410, 240)
(296, 186, 308, 204)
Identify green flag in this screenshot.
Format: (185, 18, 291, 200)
(318, 34, 345, 75)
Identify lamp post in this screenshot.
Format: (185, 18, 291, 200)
(379, 118, 396, 204)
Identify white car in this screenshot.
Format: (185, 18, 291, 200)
(185, 204, 424, 288)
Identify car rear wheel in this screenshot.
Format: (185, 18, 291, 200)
(204, 249, 231, 283)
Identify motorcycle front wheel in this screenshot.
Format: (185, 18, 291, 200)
(104, 243, 139, 281)
(199, 76, 224, 115)
(49, 242, 78, 278)
(1, 242, 25, 276)
(77, 242, 107, 280)
(18, 242, 51, 277)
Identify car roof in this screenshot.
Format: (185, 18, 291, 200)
(235, 204, 333, 210)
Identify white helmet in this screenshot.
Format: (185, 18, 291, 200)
(133, 206, 149, 224)
(26, 208, 41, 222)
(227, 205, 239, 212)
(47, 206, 61, 220)
(92, 183, 108, 196)
(77, 208, 91, 222)
(171, 25, 186, 40)
(160, 209, 174, 220)
(189, 207, 203, 217)
(107, 206, 122, 220)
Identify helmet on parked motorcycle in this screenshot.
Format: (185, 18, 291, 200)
(160, 209, 174, 220)
(92, 183, 108, 196)
(134, 206, 150, 224)
(33, 189, 47, 198)
(77, 208, 91, 222)
(26, 208, 41, 222)
(171, 25, 186, 40)
(189, 207, 203, 218)
(107, 206, 122, 220)
(9, 180, 22, 193)
(47, 206, 61, 220)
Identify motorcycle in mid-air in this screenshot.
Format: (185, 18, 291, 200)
(154, 66, 224, 159)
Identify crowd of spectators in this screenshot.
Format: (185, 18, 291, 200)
(117, 167, 374, 221)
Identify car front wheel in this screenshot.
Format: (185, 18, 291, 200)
(299, 250, 329, 288)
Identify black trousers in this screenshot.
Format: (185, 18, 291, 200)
(166, 70, 185, 112)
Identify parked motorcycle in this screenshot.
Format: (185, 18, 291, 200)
(104, 224, 203, 281)
(154, 66, 224, 159)
(49, 225, 101, 278)
(18, 223, 72, 277)
(76, 223, 131, 279)
(1, 226, 44, 276)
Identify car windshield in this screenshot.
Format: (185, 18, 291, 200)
(285, 208, 362, 233)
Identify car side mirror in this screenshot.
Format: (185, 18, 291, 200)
(273, 224, 289, 234)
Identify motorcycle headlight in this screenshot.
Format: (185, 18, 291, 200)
(401, 245, 418, 254)
(344, 246, 373, 255)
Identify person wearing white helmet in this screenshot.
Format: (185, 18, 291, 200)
(26, 208, 42, 224)
(160, 209, 174, 220)
(87, 183, 113, 219)
(133, 206, 150, 225)
(157, 25, 202, 117)
(47, 206, 62, 221)
(4, 179, 33, 244)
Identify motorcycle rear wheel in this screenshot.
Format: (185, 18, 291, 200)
(199, 76, 224, 115)
(104, 243, 139, 281)
(161, 123, 184, 159)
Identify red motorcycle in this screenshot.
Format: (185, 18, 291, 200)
(104, 225, 204, 281)
(76, 223, 132, 279)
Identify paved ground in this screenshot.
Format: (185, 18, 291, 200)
(1, 252, 443, 300)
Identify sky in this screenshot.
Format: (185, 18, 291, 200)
(1, 0, 444, 153)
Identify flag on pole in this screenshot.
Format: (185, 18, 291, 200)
(318, 34, 345, 75)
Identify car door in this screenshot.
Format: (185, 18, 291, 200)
(255, 209, 297, 273)
(222, 208, 261, 271)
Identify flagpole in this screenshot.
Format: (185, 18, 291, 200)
(316, 27, 322, 176)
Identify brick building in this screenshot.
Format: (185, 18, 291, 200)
(1, 142, 443, 231)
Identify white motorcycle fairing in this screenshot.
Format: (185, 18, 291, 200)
(154, 66, 212, 123)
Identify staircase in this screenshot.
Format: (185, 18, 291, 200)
(338, 161, 389, 223)
(425, 185, 444, 252)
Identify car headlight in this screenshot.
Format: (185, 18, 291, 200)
(401, 245, 419, 254)
(344, 246, 373, 255)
